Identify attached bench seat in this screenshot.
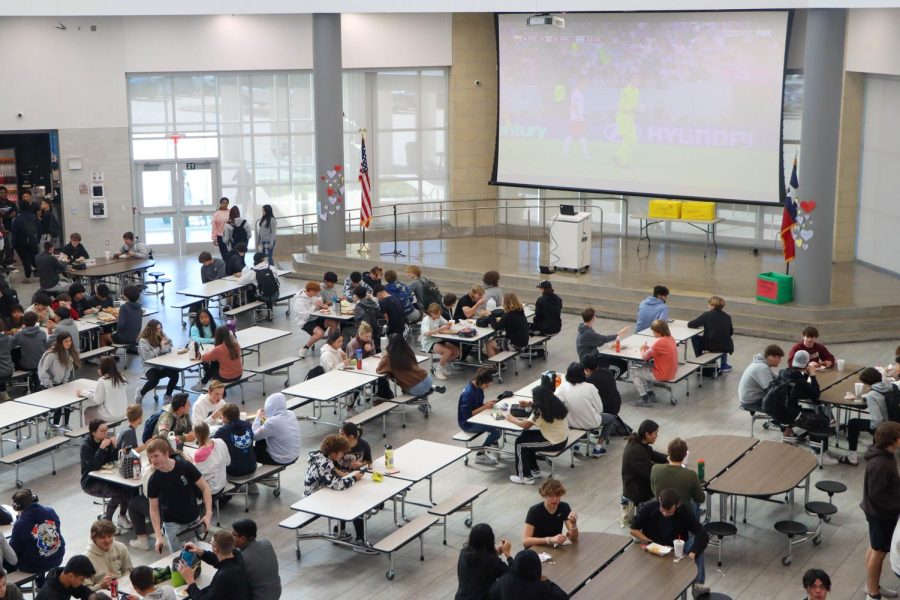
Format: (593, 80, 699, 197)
(224, 301, 267, 324)
(64, 416, 125, 439)
(0, 436, 68, 488)
(170, 296, 201, 327)
(536, 430, 587, 475)
(372, 514, 439, 580)
(345, 401, 399, 437)
(244, 356, 300, 394)
(687, 351, 725, 381)
(486, 350, 519, 383)
(279, 511, 320, 559)
(390, 392, 434, 426)
(80, 345, 116, 362)
(428, 484, 487, 544)
(652, 363, 702, 405)
(521, 335, 552, 368)
(201, 373, 252, 405)
(224, 463, 288, 515)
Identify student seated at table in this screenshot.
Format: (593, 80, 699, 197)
(530, 280, 562, 336)
(338, 422, 372, 471)
(631, 319, 677, 407)
(0, 567, 24, 600)
(113, 285, 143, 353)
(788, 326, 835, 369)
(488, 549, 566, 600)
(294, 281, 333, 358)
(480, 271, 503, 311)
(630, 488, 710, 597)
(35, 242, 69, 294)
(486, 293, 530, 354)
(767, 349, 821, 442)
(320, 329, 350, 373)
(687, 295, 734, 373)
(152, 393, 196, 444)
(555, 362, 614, 457)
(117, 404, 147, 455)
(192, 380, 226, 426)
(455, 286, 488, 322)
(61, 232, 89, 262)
(200, 326, 243, 385)
(441, 293, 457, 322)
(405, 265, 434, 312)
(252, 393, 301, 466)
(455, 523, 512, 600)
(81, 357, 127, 423)
(575, 308, 630, 379)
(190, 308, 217, 346)
(4, 304, 24, 332)
(39, 331, 80, 428)
(457, 368, 502, 466)
(215, 403, 256, 478)
(147, 438, 213, 553)
(421, 302, 460, 380)
(374, 284, 407, 338)
(635, 285, 669, 333)
(68, 284, 97, 317)
(377, 333, 446, 411)
(12, 311, 45, 385)
(198, 251, 226, 283)
(128, 566, 177, 600)
(10, 489, 65, 579)
(225, 242, 247, 277)
(136, 319, 180, 405)
(50, 293, 79, 322)
(650, 438, 705, 508)
(36, 555, 96, 600)
(48, 306, 78, 347)
(177, 534, 252, 600)
(384, 269, 420, 323)
(89, 284, 114, 311)
(352, 285, 381, 334)
(347, 321, 376, 359)
(522, 479, 579, 548)
(0, 330, 13, 401)
(117, 232, 149, 259)
(738, 344, 784, 412)
(191, 422, 231, 507)
(303, 434, 366, 545)
(84, 519, 133, 592)
(236, 252, 279, 313)
(582, 354, 622, 416)
(319, 271, 341, 307)
(230, 519, 281, 600)
(836, 367, 894, 466)
(801, 568, 831, 600)
(362, 265, 383, 289)
(25, 291, 55, 327)
(506, 385, 570, 485)
(80, 419, 134, 530)
(343, 271, 372, 302)
(621, 419, 667, 510)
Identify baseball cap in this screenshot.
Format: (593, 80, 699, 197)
(792, 350, 810, 369)
(536, 280, 553, 290)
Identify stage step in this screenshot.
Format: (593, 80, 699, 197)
(292, 251, 900, 343)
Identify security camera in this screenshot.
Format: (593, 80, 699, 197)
(474, 80, 482, 87)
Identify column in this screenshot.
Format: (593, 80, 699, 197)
(793, 9, 846, 305)
(313, 14, 345, 251)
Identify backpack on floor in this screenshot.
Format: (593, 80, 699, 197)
(419, 276, 443, 309)
(883, 387, 900, 423)
(142, 409, 165, 443)
(610, 415, 633, 437)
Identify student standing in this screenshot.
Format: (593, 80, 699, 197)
(256, 204, 277, 267)
(11, 201, 40, 283)
(860, 422, 900, 600)
(211, 197, 231, 261)
(687, 295, 735, 372)
(37, 198, 59, 249)
(112, 286, 143, 351)
(223, 206, 251, 253)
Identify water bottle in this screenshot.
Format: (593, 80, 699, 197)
(615, 337, 621, 353)
(385, 443, 394, 470)
(697, 459, 706, 482)
(133, 457, 141, 480)
(167, 431, 177, 451)
(356, 349, 363, 370)
(109, 579, 117, 596)
(193, 341, 201, 360)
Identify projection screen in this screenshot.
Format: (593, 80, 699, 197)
(493, 11, 791, 204)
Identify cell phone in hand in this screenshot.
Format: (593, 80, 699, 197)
(180, 549, 195, 567)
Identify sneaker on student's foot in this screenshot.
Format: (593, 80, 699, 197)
(509, 475, 535, 485)
(592, 446, 608, 458)
(433, 385, 447, 394)
(116, 515, 133, 531)
(817, 453, 839, 466)
(433, 369, 447, 381)
(474, 452, 498, 466)
(530, 468, 543, 479)
(880, 587, 899, 598)
(630, 396, 652, 407)
(352, 541, 378, 554)
(647, 391, 658, 403)
(718, 364, 733, 373)
(129, 537, 151, 551)
(838, 453, 859, 466)
(692, 583, 710, 597)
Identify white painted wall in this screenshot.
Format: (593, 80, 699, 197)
(847, 8, 900, 77)
(856, 75, 900, 274)
(342, 13, 452, 68)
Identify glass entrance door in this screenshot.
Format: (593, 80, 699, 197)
(135, 160, 220, 255)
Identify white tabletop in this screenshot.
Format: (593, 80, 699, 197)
(16, 379, 97, 410)
(177, 279, 246, 299)
(88, 455, 146, 490)
(308, 306, 355, 322)
(353, 353, 429, 377)
(282, 369, 377, 401)
(235, 325, 292, 348)
(595, 334, 650, 361)
(513, 378, 543, 399)
(433, 322, 496, 344)
(0, 401, 49, 430)
(371, 439, 469, 483)
(117, 545, 215, 595)
(637, 319, 702, 343)
(290, 474, 411, 521)
(467, 402, 524, 432)
(223, 268, 291, 282)
(80, 307, 155, 326)
(145, 348, 203, 371)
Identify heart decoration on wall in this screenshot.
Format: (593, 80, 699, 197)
(791, 198, 817, 251)
(799, 200, 817, 214)
(318, 163, 345, 223)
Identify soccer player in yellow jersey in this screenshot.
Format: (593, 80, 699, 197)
(615, 82, 639, 165)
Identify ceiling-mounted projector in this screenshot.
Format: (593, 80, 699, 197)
(526, 13, 565, 28)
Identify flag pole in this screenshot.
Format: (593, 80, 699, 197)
(357, 128, 369, 254)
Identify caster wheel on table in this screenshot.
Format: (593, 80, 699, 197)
(763, 422, 770, 429)
(464, 517, 472, 527)
(823, 515, 830, 523)
(296, 548, 302, 560)
(273, 489, 281, 497)
(782, 556, 791, 566)
(15, 480, 23, 489)
(386, 571, 395, 581)
(813, 535, 822, 546)
(670, 398, 678, 405)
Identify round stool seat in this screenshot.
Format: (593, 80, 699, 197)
(708, 594, 734, 600)
(706, 521, 738, 538)
(155, 278, 172, 284)
(805, 501, 837, 517)
(149, 271, 165, 278)
(774, 520, 807, 536)
(816, 480, 847, 495)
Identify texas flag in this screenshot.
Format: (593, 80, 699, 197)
(780, 158, 799, 263)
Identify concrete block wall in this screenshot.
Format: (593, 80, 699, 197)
(833, 71, 863, 262)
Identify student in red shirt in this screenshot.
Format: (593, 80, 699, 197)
(787, 326, 835, 369)
(631, 319, 677, 407)
(201, 326, 243, 384)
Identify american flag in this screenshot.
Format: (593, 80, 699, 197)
(359, 136, 372, 229)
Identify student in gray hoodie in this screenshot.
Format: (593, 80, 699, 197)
(635, 285, 669, 333)
(38, 332, 80, 427)
(839, 367, 895, 466)
(112, 285, 143, 351)
(12, 311, 47, 373)
(575, 307, 630, 378)
(48, 306, 79, 349)
(737, 344, 784, 411)
(129, 565, 177, 600)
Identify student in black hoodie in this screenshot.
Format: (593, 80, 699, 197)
(860, 421, 900, 600)
(178, 533, 251, 600)
(488, 549, 566, 600)
(214, 403, 257, 477)
(79, 419, 133, 529)
(35, 555, 95, 600)
(530, 280, 562, 336)
(456, 524, 512, 600)
(582, 353, 622, 416)
(687, 295, 735, 373)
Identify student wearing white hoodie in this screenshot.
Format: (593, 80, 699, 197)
(80, 357, 128, 423)
(294, 281, 336, 357)
(253, 393, 301, 465)
(320, 329, 350, 372)
(190, 422, 231, 501)
(191, 381, 226, 427)
(554, 362, 614, 458)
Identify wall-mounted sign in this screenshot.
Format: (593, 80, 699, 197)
(78, 182, 89, 195)
(92, 171, 104, 183)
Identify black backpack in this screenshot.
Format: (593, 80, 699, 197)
(22, 217, 39, 246)
(255, 267, 280, 297)
(761, 373, 797, 423)
(357, 301, 381, 330)
(141, 409, 165, 443)
(419, 276, 442, 309)
(230, 220, 249, 247)
(882, 387, 900, 423)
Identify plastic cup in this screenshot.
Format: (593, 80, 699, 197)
(104, 250, 111, 259)
(836, 359, 845, 371)
(673, 539, 685, 558)
(855, 382, 864, 397)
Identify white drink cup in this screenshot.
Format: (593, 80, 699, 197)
(673, 539, 685, 558)
(104, 250, 111, 259)
(836, 359, 845, 371)
(855, 382, 865, 397)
